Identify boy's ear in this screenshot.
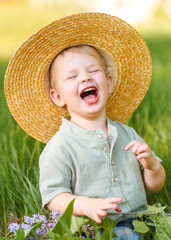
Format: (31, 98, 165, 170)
(108, 75, 114, 93)
(50, 89, 65, 107)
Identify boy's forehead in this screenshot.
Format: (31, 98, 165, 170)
(52, 50, 76, 70)
(53, 46, 104, 67)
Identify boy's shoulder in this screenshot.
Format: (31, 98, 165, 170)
(109, 120, 144, 146)
(109, 119, 136, 135)
(40, 125, 69, 159)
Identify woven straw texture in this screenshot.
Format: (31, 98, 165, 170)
(4, 12, 152, 143)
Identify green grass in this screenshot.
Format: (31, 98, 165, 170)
(0, 61, 44, 235)
(126, 34, 171, 207)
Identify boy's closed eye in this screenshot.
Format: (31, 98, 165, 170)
(66, 74, 77, 80)
(88, 66, 101, 73)
(89, 69, 100, 73)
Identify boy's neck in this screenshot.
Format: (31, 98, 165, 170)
(70, 113, 109, 142)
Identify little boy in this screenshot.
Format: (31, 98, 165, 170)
(40, 43, 165, 223)
(5, 13, 165, 239)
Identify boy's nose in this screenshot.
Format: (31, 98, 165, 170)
(80, 75, 92, 83)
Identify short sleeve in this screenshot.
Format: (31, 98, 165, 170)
(39, 150, 72, 207)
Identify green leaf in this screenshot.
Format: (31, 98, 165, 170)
(47, 231, 65, 240)
(166, 216, 171, 230)
(52, 198, 75, 236)
(102, 217, 118, 229)
(158, 216, 171, 233)
(100, 217, 118, 240)
(132, 220, 149, 234)
(84, 216, 98, 229)
(101, 227, 118, 240)
(70, 215, 88, 234)
(82, 216, 101, 238)
(147, 204, 166, 214)
(15, 227, 25, 240)
(24, 221, 43, 238)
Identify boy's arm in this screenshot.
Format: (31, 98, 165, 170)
(125, 140, 165, 192)
(142, 157, 165, 192)
(46, 192, 122, 224)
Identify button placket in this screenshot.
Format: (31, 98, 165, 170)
(107, 122, 120, 185)
(96, 132, 109, 152)
(110, 161, 119, 184)
(97, 131, 114, 183)
(110, 151, 120, 185)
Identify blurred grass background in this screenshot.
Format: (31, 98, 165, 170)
(0, 0, 171, 236)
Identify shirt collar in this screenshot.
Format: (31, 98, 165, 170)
(60, 116, 118, 143)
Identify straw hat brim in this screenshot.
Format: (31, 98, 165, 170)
(4, 12, 152, 143)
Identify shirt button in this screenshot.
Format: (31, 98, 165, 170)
(97, 134, 103, 139)
(111, 160, 115, 165)
(102, 146, 108, 151)
(113, 177, 119, 182)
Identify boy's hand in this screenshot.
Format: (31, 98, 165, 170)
(82, 197, 122, 224)
(125, 140, 157, 171)
(47, 193, 122, 224)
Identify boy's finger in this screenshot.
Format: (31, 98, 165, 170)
(97, 209, 107, 218)
(105, 197, 122, 203)
(93, 215, 103, 224)
(132, 143, 142, 156)
(105, 203, 122, 212)
(125, 140, 137, 150)
(136, 152, 148, 160)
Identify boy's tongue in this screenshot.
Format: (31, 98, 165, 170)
(83, 94, 96, 102)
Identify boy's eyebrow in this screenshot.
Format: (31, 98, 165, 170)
(64, 63, 102, 74)
(64, 69, 78, 75)
(88, 63, 101, 69)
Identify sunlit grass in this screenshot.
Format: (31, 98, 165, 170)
(125, 34, 171, 207)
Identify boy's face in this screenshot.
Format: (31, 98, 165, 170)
(50, 49, 113, 122)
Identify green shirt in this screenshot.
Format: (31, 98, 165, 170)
(39, 117, 161, 220)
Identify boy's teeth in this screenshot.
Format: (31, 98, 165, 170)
(80, 87, 97, 101)
(84, 87, 95, 92)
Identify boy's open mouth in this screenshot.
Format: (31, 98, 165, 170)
(80, 87, 99, 104)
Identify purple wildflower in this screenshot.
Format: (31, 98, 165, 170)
(81, 224, 95, 239)
(21, 223, 31, 230)
(47, 222, 54, 228)
(41, 223, 47, 230)
(8, 210, 96, 239)
(38, 214, 47, 223)
(8, 222, 20, 234)
(50, 210, 62, 221)
(32, 214, 38, 219)
(35, 228, 42, 236)
(24, 216, 37, 225)
(87, 224, 95, 234)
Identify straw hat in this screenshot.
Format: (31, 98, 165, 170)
(4, 12, 152, 144)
